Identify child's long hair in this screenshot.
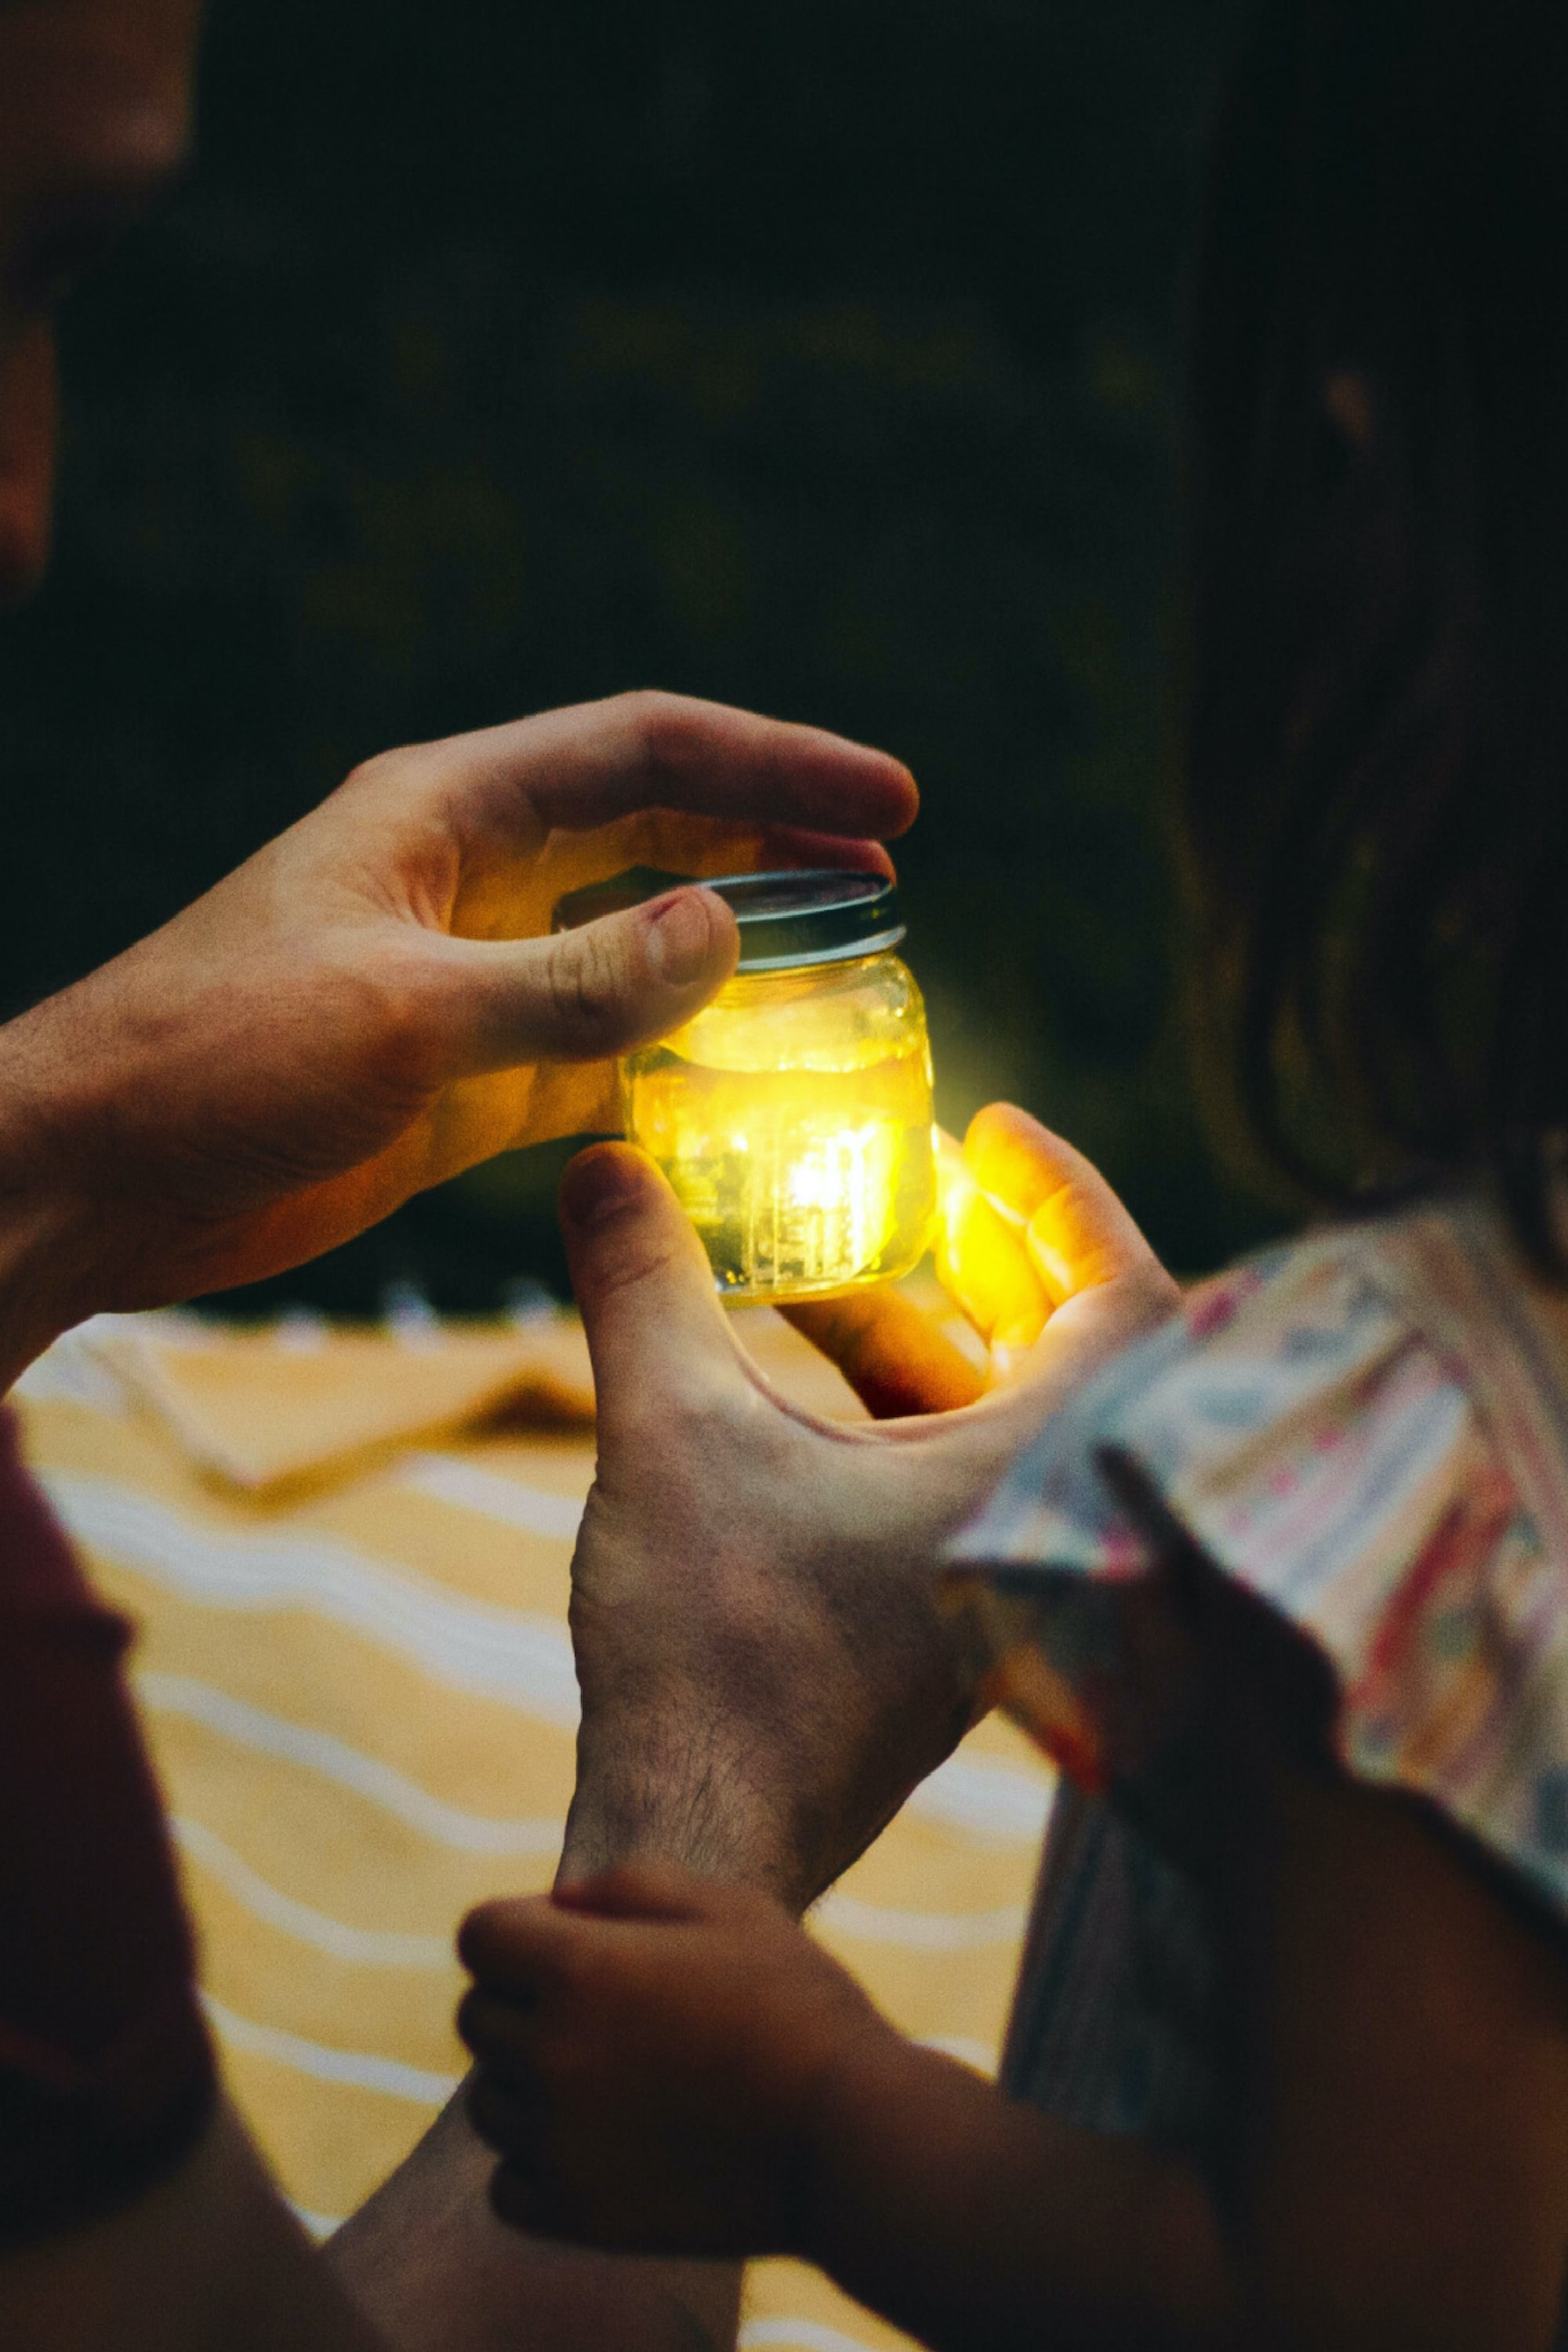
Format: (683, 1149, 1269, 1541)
(1181, 0, 1568, 1263)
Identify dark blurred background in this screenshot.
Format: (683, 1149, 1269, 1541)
(0, 0, 1275, 1315)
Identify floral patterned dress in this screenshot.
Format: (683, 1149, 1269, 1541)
(946, 1190, 1568, 2201)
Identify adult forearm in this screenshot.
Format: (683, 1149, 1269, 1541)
(0, 1180, 80, 1394)
(495, 1744, 817, 2351)
(332, 1751, 789, 2352)
(0, 2104, 390, 2352)
(328, 2039, 741, 2352)
(560, 1718, 818, 1914)
(0, 999, 107, 1392)
(559, 1608, 949, 1923)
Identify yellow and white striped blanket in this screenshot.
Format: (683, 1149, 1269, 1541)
(14, 1304, 1051, 2352)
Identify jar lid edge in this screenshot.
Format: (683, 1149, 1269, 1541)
(552, 866, 904, 970)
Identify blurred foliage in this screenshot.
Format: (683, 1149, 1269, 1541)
(0, 0, 1276, 1312)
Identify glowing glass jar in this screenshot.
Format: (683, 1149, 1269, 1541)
(557, 869, 937, 1303)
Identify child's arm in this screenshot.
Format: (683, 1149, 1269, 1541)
(796, 2021, 1230, 2350)
(457, 1865, 1235, 2351)
(459, 1769, 1568, 2352)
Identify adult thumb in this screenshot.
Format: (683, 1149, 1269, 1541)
(438, 886, 739, 1070)
(559, 1143, 742, 1442)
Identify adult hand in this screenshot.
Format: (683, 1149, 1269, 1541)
(0, 691, 913, 1382)
(555, 1105, 1178, 1913)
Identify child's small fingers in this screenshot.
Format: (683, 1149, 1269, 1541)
(459, 1893, 568, 1987)
(966, 1105, 1160, 1302)
(963, 1103, 1075, 1221)
(489, 2158, 550, 2237)
(935, 1136, 1051, 1351)
(466, 2067, 542, 2156)
(551, 1859, 710, 1922)
(457, 1987, 540, 2080)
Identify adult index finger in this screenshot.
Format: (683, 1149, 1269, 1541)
(409, 691, 919, 844)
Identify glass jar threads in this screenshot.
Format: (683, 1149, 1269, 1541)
(554, 869, 938, 1304)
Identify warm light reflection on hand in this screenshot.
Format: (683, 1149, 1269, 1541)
(934, 1128, 1052, 1373)
(792, 1103, 1176, 1422)
(935, 1105, 1163, 1381)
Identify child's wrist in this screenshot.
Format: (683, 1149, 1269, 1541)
(786, 2014, 938, 2273)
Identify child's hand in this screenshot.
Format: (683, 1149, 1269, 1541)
(784, 1102, 1178, 1408)
(456, 1863, 899, 2256)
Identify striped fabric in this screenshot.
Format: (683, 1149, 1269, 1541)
(14, 1308, 1052, 2352)
(997, 1784, 1214, 2158)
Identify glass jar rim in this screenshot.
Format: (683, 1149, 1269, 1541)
(551, 866, 906, 972)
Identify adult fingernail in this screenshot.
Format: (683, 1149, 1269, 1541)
(559, 1147, 645, 1229)
(644, 888, 721, 986)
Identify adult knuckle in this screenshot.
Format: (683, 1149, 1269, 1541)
(340, 750, 390, 797)
(341, 742, 427, 806)
(622, 688, 702, 787)
(1134, 1260, 1182, 1317)
(1100, 1264, 1181, 1343)
(308, 947, 434, 1095)
(547, 931, 627, 1041)
(365, 966, 451, 1095)
(589, 1220, 688, 1310)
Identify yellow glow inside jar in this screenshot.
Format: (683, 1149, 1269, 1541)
(564, 869, 937, 1304)
(624, 957, 936, 1300)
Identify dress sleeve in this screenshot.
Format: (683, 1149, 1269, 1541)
(946, 1225, 1568, 1933)
(0, 1410, 216, 2247)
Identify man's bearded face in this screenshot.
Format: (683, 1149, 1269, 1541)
(0, 0, 201, 612)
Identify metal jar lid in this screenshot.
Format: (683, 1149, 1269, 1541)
(550, 867, 905, 973)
